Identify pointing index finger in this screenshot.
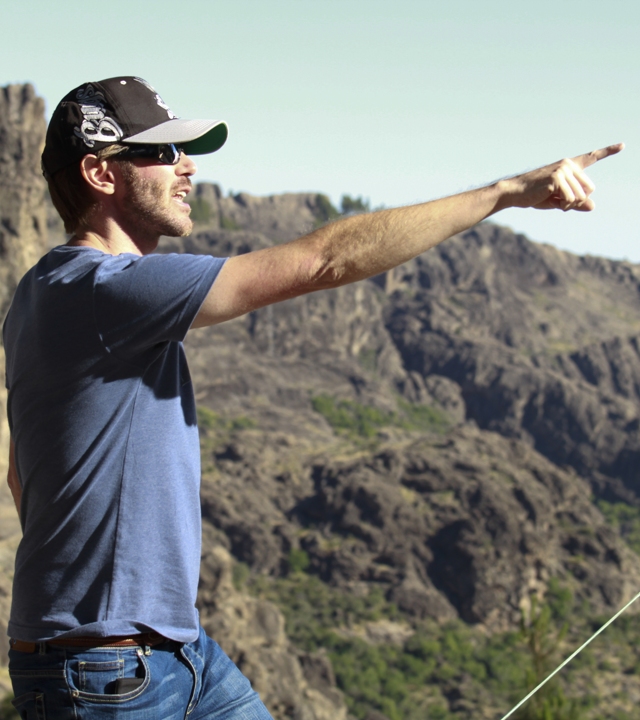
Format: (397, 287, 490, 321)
(573, 142, 625, 169)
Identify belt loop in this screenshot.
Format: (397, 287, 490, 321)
(38, 642, 46, 655)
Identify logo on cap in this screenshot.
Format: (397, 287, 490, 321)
(73, 84, 123, 148)
(133, 77, 178, 120)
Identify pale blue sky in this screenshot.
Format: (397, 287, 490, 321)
(2, 0, 638, 260)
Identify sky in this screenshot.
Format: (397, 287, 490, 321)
(2, 0, 638, 260)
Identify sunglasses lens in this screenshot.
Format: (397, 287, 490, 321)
(121, 144, 183, 164)
(158, 144, 181, 165)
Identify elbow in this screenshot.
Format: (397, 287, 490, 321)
(302, 244, 346, 291)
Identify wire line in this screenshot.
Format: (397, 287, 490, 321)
(499, 588, 640, 720)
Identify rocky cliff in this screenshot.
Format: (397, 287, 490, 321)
(165, 200, 640, 632)
(0, 85, 48, 689)
(167, 188, 640, 717)
(3, 82, 640, 719)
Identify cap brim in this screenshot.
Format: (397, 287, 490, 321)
(124, 119, 228, 154)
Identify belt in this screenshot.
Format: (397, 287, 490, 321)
(10, 632, 168, 653)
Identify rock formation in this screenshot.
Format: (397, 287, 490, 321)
(198, 542, 346, 720)
(169, 195, 640, 629)
(175, 188, 640, 494)
(0, 84, 48, 681)
(186, 182, 335, 242)
(382, 224, 640, 501)
(3, 84, 640, 717)
(0, 83, 48, 318)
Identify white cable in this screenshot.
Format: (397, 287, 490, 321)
(499, 588, 640, 720)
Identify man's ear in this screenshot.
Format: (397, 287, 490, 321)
(79, 155, 117, 196)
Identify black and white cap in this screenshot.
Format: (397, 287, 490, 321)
(42, 76, 228, 179)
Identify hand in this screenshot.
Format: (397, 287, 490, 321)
(505, 143, 624, 212)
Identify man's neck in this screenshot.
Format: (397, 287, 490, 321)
(68, 223, 159, 256)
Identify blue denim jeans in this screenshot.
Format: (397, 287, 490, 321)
(8, 626, 273, 719)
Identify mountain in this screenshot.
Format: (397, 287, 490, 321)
(164, 190, 640, 630)
(3, 83, 640, 719)
(0, 85, 48, 696)
(165, 187, 640, 718)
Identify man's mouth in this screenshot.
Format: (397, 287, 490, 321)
(172, 186, 191, 207)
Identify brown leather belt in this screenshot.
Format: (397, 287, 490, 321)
(10, 632, 168, 653)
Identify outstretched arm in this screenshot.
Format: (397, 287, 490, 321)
(193, 143, 623, 328)
(7, 437, 21, 517)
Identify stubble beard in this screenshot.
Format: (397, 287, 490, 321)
(119, 162, 193, 240)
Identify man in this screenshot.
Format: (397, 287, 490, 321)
(4, 75, 622, 719)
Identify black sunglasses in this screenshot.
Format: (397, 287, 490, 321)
(119, 143, 185, 165)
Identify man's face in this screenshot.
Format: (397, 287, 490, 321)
(115, 151, 197, 241)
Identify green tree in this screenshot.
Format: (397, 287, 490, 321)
(341, 195, 370, 215)
(516, 598, 579, 720)
(313, 194, 340, 224)
(287, 548, 310, 574)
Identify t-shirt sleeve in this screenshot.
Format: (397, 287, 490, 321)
(93, 252, 226, 361)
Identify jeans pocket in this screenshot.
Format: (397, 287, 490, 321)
(67, 649, 150, 703)
(12, 691, 46, 720)
(79, 659, 124, 694)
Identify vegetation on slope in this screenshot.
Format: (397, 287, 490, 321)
(596, 501, 640, 555)
(242, 563, 640, 720)
(198, 403, 640, 719)
(311, 394, 450, 440)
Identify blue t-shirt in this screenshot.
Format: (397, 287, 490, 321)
(3, 246, 225, 642)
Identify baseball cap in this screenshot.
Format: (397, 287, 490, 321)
(41, 76, 228, 179)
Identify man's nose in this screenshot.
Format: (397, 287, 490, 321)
(178, 152, 197, 176)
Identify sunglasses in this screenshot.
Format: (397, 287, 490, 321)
(119, 143, 185, 165)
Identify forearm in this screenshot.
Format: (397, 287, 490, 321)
(308, 181, 504, 289)
(8, 438, 21, 516)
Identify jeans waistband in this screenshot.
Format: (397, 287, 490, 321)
(10, 632, 168, 653)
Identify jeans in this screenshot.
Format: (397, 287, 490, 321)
(8, 626, 273, 719)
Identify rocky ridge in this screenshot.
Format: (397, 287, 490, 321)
(171, 189, 640, 717)
(198, 540, 346, 720)
(0, 85, 48, 689)
(2, 81, 640, 718)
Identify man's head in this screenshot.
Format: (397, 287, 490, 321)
(43, 77, 228, 236)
